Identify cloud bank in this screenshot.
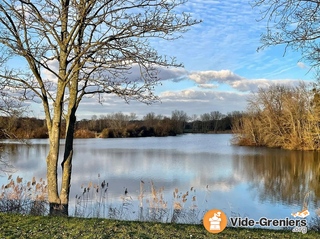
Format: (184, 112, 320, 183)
(34, 65, 310, 120)
(186, 69, 305, 92)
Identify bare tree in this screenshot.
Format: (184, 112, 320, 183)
(210, 111, 224, 133)
(105, 112, 131, 137)
(189, 114, 199, 132)
(171, 110, 188, 134)
(129, 112, 138, 122)
(200, 113, 210, 133)
(252, 0, 320, 71)
(0, 0, 199, 215)
(143, 112, 159, 128)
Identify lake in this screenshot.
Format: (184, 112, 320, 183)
(1, 134, 320, 225)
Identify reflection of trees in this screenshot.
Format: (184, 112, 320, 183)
(235, 149, 320, 208)
(0, 143, 19, 173)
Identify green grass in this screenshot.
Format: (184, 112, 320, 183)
(0, 213, 319, 238)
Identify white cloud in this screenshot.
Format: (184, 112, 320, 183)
(185, 69, 306, 92)
(34, 63, 311, 120)
(229, 78, 303, 92)
(188, 70, 243, 84)
(160, 89, 210, 101)
(35, 65, 310, 119)
(42, 60, 188, 84)
(117, 64, 188, 82)
(157, 66, 188, 81)
(197, 83, 218, 89)
(297, 62, 307, 69)
(42, 59, 59, 83)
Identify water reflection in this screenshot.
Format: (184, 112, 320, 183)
(236, 149, 320, 208)
(0, 134, 320, 220)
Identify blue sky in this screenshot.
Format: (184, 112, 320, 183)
(32, 0, 314, 119)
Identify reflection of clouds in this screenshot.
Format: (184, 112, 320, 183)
(71, 135, 238, 185)
(0, 142, 48, 178)
(190, 171, 245, 193)
(71, 146, 242, 197)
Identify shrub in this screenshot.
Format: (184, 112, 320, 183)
(74, 129, 96, 138)
(232, 83, 320, 150)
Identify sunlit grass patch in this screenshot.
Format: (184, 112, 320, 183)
(1, 213, 320, 239)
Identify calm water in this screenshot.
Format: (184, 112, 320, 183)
(1, 134, 320, 224)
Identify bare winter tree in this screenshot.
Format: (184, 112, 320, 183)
(252, 0, 320, 71)
(171, 110, 188, 133)
(0, 0, 199, 215)
(242, 0, 320, 149)
(210, 111, 224, 133)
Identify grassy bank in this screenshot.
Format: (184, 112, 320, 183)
(0, 213, 319, 238)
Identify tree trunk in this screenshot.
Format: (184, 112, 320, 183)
(60, 109, 77, 216)
(47, 121, 64, 215)
(47, 112, 76, 216)
(46, 82, 67, 216)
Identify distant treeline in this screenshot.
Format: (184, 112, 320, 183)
(0, 110, 242, 139)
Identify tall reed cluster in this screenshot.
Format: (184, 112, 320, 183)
(74, 174, 109, 218)
(0, 174, 205, 224)
(74, 174, 133, 220)
(0, 175, 48, 215)
(74, 176, 201, 223)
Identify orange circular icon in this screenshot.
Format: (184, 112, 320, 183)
(203, 209, 228, 234)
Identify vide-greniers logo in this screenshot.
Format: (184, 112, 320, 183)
(203, 208, 309, 234)
(202, 209, 228, 234)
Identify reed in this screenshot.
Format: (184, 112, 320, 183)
(0, 175, 48, 215)
(2, 176, 320, 232)
(144, 180, 169, 222)
(74, 174, 109, 218)
(73, 177, 202, 223)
